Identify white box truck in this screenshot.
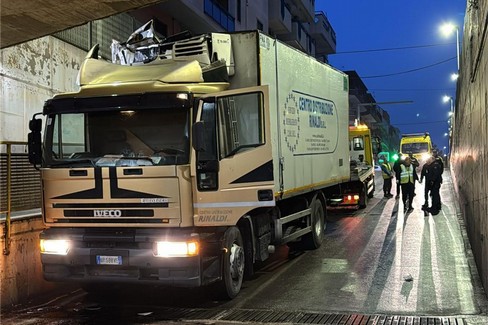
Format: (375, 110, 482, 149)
(28, 23, 373, 299)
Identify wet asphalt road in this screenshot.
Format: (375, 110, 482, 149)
(2, 170, 488, 324)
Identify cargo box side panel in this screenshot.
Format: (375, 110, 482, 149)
(260, 33, 350, 198)
(229, 32, 260, 90)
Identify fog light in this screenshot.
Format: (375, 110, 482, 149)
(40, 239, 70, 255)
(154, 241, 199, 257)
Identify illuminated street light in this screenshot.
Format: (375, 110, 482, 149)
(443, 95, 454, 114)
(440, 22, 460, 71)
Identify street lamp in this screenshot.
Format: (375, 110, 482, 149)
(440, 22, 460, 71)
(443, 95, 455, 149)
(442, 95, 454, 114)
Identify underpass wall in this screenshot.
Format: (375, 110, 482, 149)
(0, 37, 86, 306)
(0, 217, 56, 307)
(450, 3, 488, 295)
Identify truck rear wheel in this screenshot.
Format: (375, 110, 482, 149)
(302, 197, 325, 249)
(359, 183, 368, 209)
(215, 226, 245, 299)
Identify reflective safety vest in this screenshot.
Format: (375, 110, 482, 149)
(381, 163, 392, 179)
(400, 164, 415, 184)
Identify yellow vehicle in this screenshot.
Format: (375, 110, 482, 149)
(400, 132, 433, 163)
(331, 124, 377, 208)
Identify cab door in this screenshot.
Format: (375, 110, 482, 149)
(191, 86, 275, 226)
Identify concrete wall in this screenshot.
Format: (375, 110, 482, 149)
(0, 217, 56, 307)
(0, 37, 86, 306)
(0, 35, 85, 145)
(450, 2, 488, 293)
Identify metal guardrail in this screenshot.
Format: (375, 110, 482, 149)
(0, 141, 41, 255)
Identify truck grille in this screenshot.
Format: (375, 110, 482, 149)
(63, 210, 154, 217)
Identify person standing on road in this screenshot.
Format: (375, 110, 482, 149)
(393, 153, 403, 199)
(432, 149, 444, 182)
(400, 156, 418, 213)
(408, 153, 420, 197)
(428, 151, 444, 214)
(420, 156, 435, 211)
(380, 156, 393, 198)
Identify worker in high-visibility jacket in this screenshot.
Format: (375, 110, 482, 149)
(400, 156, 419, 213)
(379, 156, 393, 198)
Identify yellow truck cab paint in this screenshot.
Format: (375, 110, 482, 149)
(400, 132, 433, 163)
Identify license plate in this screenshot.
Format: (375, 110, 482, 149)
(96, 255, 122, 265)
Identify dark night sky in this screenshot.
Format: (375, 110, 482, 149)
(317, 0, 467, 153)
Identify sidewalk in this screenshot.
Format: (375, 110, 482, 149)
(374, 168, 488, 318)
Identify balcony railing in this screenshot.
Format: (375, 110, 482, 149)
(204, 0, 235, 32)
(285, 0, 314, 23)
(269, 0, 292, 34)
(311, 11, 336, 55)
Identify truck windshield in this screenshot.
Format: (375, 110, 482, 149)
(401, 142, 429, 154)
(44, 108, 190, 167)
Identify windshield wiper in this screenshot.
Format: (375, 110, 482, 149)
(50, 159, 96, 167)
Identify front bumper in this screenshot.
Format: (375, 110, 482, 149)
(40, 228, 221, 287)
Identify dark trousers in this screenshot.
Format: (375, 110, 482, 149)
(401, 182, 415, 209)
(424, 181, 442, 210)
(396, 178, 400, 196)
(431, 181, 442, 210)
(383, 178, 392, 195)
(423, 184, 432, 207)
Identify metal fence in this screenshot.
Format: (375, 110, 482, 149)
(0, 141, 41, 254)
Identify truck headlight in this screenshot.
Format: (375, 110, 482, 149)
(421, 153, 432, 161)
(154, 241, 199, 257)
(40, 239, 70, 255)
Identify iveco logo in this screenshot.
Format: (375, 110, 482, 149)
(93, 210, 122, 217)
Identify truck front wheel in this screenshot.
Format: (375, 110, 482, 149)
(215, 226, 245, 299)
(302, 197, 325, 249)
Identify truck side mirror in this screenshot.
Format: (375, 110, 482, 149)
(28, 115, 43, 166)
(29, 118, 42, 132)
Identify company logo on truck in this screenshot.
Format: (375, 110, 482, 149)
(283, 91, 339, 155)
(94, 209, 122, 217)
(299, 96, 334, 129)
(283, 93, 300, 152)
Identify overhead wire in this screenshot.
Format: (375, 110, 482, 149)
(332, 42, 458, 79)
(360, 56, 456, 78)
(334, 42, 456, 54)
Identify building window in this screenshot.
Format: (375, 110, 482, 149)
(204, 0, 235, 31)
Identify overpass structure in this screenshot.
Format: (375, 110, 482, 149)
(1, 0, 166, 49)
